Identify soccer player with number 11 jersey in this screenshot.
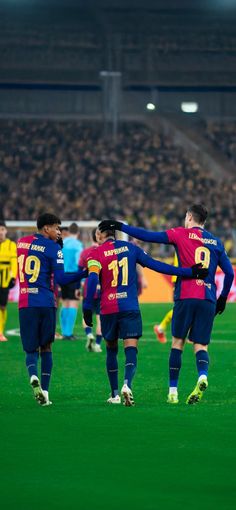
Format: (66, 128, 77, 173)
(83, 226, 208, 406)
(99, 203, 234, 405)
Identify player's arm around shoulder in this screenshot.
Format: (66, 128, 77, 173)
(135, 245, 208, 279)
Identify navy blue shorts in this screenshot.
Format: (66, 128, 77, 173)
(19, 307, 56, 353)
(101, 310, 142, 342)
(172, 299, 216, 345)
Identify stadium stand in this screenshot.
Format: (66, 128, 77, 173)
(1, 120, 235, 257)
(205, 120, 236, 164)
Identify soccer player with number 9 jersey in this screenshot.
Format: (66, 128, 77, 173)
(98, 204, 234, 405)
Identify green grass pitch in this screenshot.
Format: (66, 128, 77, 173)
(1, 302, 236, 510)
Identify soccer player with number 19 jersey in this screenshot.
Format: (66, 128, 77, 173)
(99, 204, 234, 405)
(83, 227, 208, 406)
(17, 213, 87, 406)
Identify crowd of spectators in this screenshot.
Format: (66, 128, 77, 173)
(1, 120, 236, 257)
(205, 120, 236, 165)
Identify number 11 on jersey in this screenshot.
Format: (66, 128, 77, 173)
(108, 257, 128, 287)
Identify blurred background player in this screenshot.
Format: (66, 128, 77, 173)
(60, 222, 84, 340)
(153, 253, 178, 343)
(0, 220, 17, 342)
(54, 226, 69, 339)
(60, 226, 69, 241)
(83, 226, 208, 406)
(17, 213, 87, 406)
(79, 228, 102, 353)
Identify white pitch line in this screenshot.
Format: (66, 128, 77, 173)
(6, 328, 20, 336)
(5, 329, 235, 345)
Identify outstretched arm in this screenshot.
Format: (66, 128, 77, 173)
(136, 248, 208, 279)
(122, 224, 169, 244)
(98, 220, 169, 244)
(54, 268, 87, 286)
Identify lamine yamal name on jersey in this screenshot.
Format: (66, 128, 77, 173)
(17, 242, 46, 253)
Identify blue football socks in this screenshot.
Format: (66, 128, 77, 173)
(96, 334, 102, 345)
(41, 352, 53, 392)
(169, 348, 183, 388)
(85, 326, 92, 336)
(196, 350, 209, 378)
(26, 352, 39, 378)
(106, 346, 119, 398)
(124, 346, 138, 389)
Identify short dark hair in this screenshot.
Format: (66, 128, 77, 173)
(37, 213, 61, 230)
(188, 204, 208, 225)
(69, 222, 79, 234)
(60, 226, 69, 233)
(103, 228, 116, 238)
(0, 220, 6, 227)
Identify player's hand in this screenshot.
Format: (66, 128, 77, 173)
(98, 220, 123, 232)
(57, 237, 63, 248)
(8, 277, 16, 289)
(191, 263, 208, 279)
(215, 295, 227, 315)
(83, 309, 93, 327)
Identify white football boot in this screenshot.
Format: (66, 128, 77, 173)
(30, 375, 47, 405)
(121, 383, 135, 406)
(107, 395, 121, 404)
(92, 343, 102, 353)
(86, 333, 95, 352)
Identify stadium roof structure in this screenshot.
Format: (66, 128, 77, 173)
(1, 0, 236, 11)
(1, 0, 236, 88)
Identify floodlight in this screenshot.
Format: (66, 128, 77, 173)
(181, 102, 198, 113)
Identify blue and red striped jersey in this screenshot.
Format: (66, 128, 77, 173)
(17, 234, 64, 308)
(85, 238, 197, 315)
(166, 226, 233, 302)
